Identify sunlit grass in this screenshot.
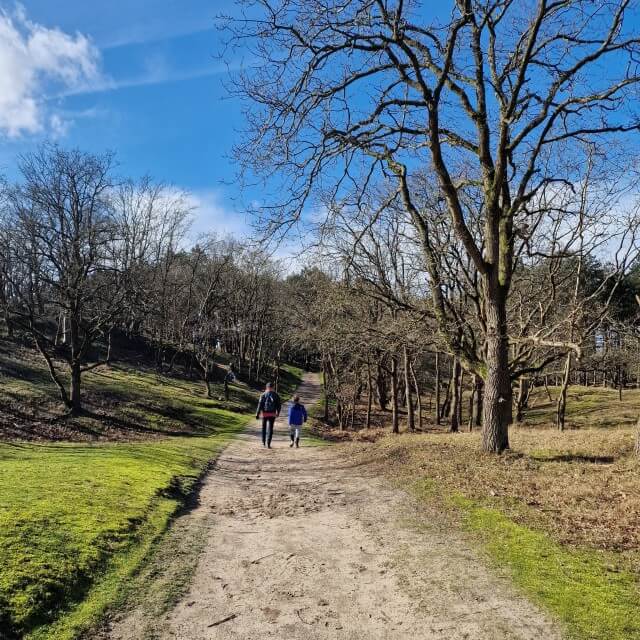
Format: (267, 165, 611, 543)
(355, 383, 640, 640)
(0, 347, 304, 639)
(0, 428, 245, 639)
(450, 493, 640, 640)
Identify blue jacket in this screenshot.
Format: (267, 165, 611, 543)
(288, 402, 307, 426)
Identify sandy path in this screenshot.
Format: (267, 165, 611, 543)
(104, 372, 563, 640)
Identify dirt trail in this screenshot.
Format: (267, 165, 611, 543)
(104, 372, 563, 640)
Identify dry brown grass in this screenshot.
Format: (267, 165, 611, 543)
(315, 389, 640, 639)
(351, 426, 640, 556)
(315, 385, 640, 558)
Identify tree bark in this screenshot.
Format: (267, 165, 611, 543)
(449, 357, 461, 433)
(376, 362, 388, 410)
(441, 359, 453, 421)
(468, 380, 476, 432)
(515, 377, 529, 423)
(434, 351, 441, 425)
(474, 375, 483, 428)
(556, 352, 572, 431)
(70, 360, 82, 415)
(69, 313, 83, 415)
(322, 360, 329, 422)
(403, 345, 415, 431)
(391, 355, 399, 434)
(410, 361, 422, 431)
(481, 299, 511, 453)
(366, 365, 373, 429)
(457, 368, 464, 428)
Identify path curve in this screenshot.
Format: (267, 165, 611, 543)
(103, 372, 563, 640)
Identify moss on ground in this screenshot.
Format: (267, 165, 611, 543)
(0, 347, 304, 639)
(278, 363, 306, 399)
(360, 382, 640, 640)
(0, 430, 244, 639)
(449, 492, 640, 640)
(524, 385, 640, 430)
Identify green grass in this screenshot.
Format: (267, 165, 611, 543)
(524, 385, 640, 429)
(412, 479, 640, 640)
(279, 363, 306, 399)
(0, 348, 305, 640)
(0, 426, 245, 639)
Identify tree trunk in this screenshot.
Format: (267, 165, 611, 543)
(457, 368, 464, 427)
(376, 363, 388, 410)
(350, 384, 358, 430)
(556, 352, 572, 431)
(441, 360, 453, 421)
(205, 375, 213, 398)
(366, 361, 373, 429)
(434, 351, 441, 425)
(274, 350, 281, 392)
(403, 346, 415, 431)
(481, 298, 511, 453)
(618, 364, 623, 401)
(69, 313, 83, 415)
(474, 375, 483, 428)
(70, 360, 82, 415)
(322, 360, 330, 421)
(410, 361, 422, 431)
(34, 333, 71, 409)
(467, 376, 476, 432)
(515, 377, 529, 423)
(391, 355, 399, 434)
(449, 357, 461, 432)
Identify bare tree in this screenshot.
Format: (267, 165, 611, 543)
(226, 0, 640, 452)
(2, 145, 120, 413)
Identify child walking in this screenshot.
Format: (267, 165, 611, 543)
(288, 395, 307, 448)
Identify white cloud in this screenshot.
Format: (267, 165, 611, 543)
(179, 189, 310, 273)
(0, 5, 101, 137)
(57, 60, 242, 98)
(187, 189, 252, 240)
(48, 113, 69, 138)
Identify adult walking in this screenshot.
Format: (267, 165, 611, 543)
(256, 382, 281, 448)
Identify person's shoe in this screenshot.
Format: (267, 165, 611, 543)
(289, 439, 294, 447)
(268, 443, 272, 449)
(295, 439, 299, 448)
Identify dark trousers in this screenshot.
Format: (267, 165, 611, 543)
(262, 416, 275, 446)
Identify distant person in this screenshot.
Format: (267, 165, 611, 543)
(223, 366, 235, 400)
(256, 382, 281, 448)
(288, 395, 307, 448)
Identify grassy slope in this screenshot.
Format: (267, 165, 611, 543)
(0, 352, 303, 640)
(353, 386, 640, 640)
(524, 384, 639, 430)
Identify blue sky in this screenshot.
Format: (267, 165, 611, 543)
(0, 1, 250, 237)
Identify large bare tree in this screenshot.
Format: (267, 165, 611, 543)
(2, 146, 120, 413)
(226, 0, 640, 451)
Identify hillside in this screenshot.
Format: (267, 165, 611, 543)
(0, 337, 302, 640)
